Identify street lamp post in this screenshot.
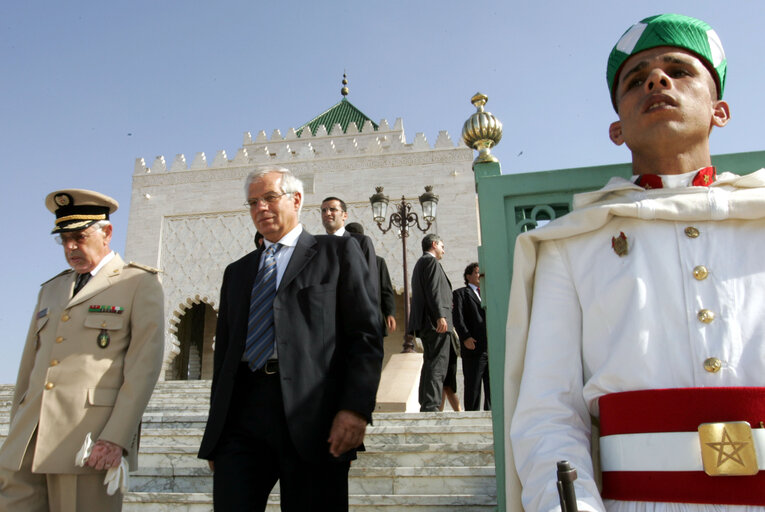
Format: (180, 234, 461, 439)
(369, 185, 439, 352)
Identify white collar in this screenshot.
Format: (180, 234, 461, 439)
(264, 224, 303, 249)
(328, 226, 346, 237)
(88, 251, 115, 276)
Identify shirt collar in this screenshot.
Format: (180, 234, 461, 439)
(86, 251, 115, 276)
(632, 167, 716, 189)
(264, 224, 303, 249)
(329, 226, 346, 237)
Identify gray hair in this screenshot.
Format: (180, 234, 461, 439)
(421, 233, 442, 253)
(244, 167, 304, 215)
(92, 220, 112, 232)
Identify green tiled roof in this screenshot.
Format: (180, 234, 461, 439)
(297, 98, 377, 137)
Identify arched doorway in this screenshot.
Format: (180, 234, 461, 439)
(169, 302, 217, 380)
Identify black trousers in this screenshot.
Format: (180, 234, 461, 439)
(418, 328, 451, 412)
(212, 363, 350, 511)
(462, 351, 491, 411)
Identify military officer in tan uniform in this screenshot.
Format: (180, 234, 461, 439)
(0, 189, 165, 511)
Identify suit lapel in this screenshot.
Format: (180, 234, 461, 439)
(439, 261, 451, 289)
(278, 230, 316, 293)
(238, 248, 263, 316)
(245, 248, 263, 288)
(468, 287, 481, 306)
(47, 271, 76, 313)
(67, 254, 125, 308)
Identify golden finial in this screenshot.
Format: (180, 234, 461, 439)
(341, 72, 349, 97)
(462, 92, 503, 165)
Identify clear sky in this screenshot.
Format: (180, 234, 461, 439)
(2, 1, 764, 383)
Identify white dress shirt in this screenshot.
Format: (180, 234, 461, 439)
(261, 224, 303, 289)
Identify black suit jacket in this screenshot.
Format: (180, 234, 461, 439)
(452, 286, 487, 356)
(408, 254, 452, 334)
(377, 256, 395, 329)
(199, 230, 383, 463)
(344, 231, 378, 296)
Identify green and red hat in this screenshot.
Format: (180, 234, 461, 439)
(607, 14, 726, 110)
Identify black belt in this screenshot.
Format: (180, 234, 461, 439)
(241, 360, 279, 375)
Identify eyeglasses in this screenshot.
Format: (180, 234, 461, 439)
(54, 229, 96, 246)
(320, 207, 343, 214)
(244, 192, 289, 209)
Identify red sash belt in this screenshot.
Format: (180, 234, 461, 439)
(599, 387, 765, 505)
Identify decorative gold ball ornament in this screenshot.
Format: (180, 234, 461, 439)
(462, 92, 502, 165)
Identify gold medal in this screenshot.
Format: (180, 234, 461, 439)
(97, 329, 110, 348)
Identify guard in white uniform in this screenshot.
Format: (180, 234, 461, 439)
(507, 14, 765, 512)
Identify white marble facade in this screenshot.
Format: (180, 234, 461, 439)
(124, 115, 478, 378)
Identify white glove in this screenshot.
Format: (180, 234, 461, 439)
(74, 433, 129, 495)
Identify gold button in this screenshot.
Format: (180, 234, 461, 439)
(61, 314, 69, 322)
(685, 227, 700, 238)
(693, 265, 709, 281)
(44, 382, 54, 390)
(50, 360, 59, 366)
(55, 336, 64, 343)
(698, 309, 715, 323)
(704, 357, 722, 373)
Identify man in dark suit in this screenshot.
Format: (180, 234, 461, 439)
(408, 233, 453, 412)
(345, 222, 396, 336)
(452, 262, 490, 411)
(198, 168, 383, 511)
(321, 197, 378, 296)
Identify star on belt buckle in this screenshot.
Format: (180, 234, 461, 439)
(698, 421, 758, 476)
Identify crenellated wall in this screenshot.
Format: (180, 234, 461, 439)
(124, 117, 477, 378)
(133, 118, 459, 175)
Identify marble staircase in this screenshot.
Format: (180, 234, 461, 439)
(0, 381, 497, 510)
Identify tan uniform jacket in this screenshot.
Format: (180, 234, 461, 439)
(0, 254, 164, 474)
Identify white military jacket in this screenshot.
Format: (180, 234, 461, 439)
(0, 253, 164, 474)
(506, 170, 765, 512)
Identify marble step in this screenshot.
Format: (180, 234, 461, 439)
(371, 412, 491, 426)
(138, 426, 493, 447)
(130, 465, 496, 494)
(136, 442, 494, 470)
(138, 412, 492, 430)
(123, 492, 497, 511)
(1, 416, 494, 444)
(140, 415, 208, 429)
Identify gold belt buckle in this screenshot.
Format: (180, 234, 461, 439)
(698, 421, 758, 476)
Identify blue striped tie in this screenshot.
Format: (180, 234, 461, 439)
(244, 243, 281, 371)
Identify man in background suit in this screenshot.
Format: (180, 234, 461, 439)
(408, 233, 453, 412)
(453, 262, 490, 411)
(0, 189, 164, 511)
(345, 222, 396, 336)
(198, 168, 383, 511)
(321, 197, 378, 296)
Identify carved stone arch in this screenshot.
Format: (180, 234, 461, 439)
(165, 295, 218, 380)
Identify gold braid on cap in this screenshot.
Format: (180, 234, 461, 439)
(54, 213, 107, 225)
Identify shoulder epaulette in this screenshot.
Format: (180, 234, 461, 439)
(41, 268, 73, 286)
(127, 261, 161, 274)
